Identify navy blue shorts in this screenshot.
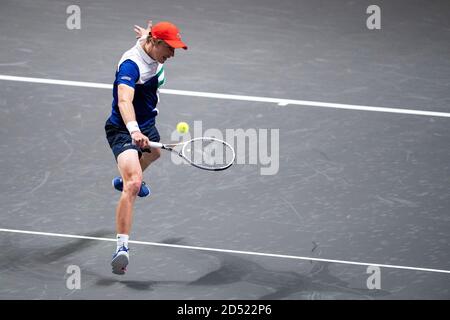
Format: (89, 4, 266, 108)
(105, 118, 160, 161)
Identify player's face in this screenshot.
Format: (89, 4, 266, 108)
(153, 40, 175, 64)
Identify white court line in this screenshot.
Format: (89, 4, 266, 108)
(1, 227, 449, 275)
(1, 74, 450, 118)
(0, 75, 112, 89)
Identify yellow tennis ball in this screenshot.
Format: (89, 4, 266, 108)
(176, 122, 189, 134)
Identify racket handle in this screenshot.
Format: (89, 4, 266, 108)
(148, 141, 163, 148)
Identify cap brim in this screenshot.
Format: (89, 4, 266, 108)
(165, 39, 188, 50)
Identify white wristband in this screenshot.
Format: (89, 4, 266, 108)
(126, 121, 141, 135)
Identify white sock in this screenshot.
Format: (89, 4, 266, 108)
(116, 234, 129, 251)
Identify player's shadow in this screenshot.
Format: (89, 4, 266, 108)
(95, 278, 161, 291)
(3, 231, 390, 298)
(0, 229, 114, 281)
(1, 229, 114, 266)
(88, 236, 390, 298)
(90, 237, 190, 291)
(90, 278, 180, 291)
(163, 237, 391, 299)
(35, 229, 115, 263)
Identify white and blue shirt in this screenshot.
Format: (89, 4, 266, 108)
(109, 37, 166, 128)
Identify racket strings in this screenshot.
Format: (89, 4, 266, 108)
(182, 138, 234, 170)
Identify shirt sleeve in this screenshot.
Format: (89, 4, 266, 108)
(116, 59, 140, 89)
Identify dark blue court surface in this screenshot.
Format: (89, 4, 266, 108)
(0, 0, 449, 299)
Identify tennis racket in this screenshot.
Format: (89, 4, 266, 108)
(143, 137, 235, 171)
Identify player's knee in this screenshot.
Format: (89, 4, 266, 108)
(123, 176, 142, 196)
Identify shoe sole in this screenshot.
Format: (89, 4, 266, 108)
(111, 254, 129, 275)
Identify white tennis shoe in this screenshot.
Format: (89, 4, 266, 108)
(111, 246, 129, 275)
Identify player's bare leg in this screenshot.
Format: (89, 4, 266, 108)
(112, 147, 152, 197)
(111, 149, 142, 274)
(116, 149, 143, 234)
(140, 147, 161, 172)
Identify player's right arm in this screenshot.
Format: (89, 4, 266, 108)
(117, 84, 136, 125)
(118, 85, 150, 149)
(116, 60, 150, 149)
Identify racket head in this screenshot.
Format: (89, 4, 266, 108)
(180, 137, 235, 171)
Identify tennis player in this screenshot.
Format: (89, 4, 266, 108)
(104, 21, 187, 274)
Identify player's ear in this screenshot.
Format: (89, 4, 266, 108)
(154, 39, 164, 46)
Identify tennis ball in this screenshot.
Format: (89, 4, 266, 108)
(176, 122, 189, 134)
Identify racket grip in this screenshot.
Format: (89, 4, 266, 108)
(148, 141, 163, 148)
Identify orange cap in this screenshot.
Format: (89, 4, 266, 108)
(152, 21, 188, 50)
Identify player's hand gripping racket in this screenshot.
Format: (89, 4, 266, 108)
(143, 137, 235, 171)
